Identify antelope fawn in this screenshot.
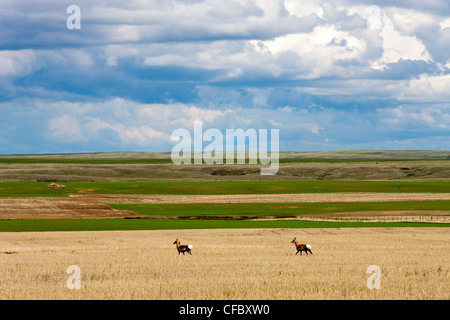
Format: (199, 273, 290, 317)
(173, 239, 193, 255)
(291, 238, 312, 255)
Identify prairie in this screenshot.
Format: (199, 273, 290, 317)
(2, 180, 450, 197)
(110, 201, 450, 218)
(0, 228, 448, 300)
(0, 151, 448, 301)
(1, 151, 450, 182)
(1, 160, 450, 182)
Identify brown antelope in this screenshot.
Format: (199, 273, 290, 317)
(173, 239, 193, 255)
(291, 238, 312, 255)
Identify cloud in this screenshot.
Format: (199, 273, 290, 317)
(401, 74, 450, 102)
(1, 0, 450, 154)
(39, 99, 239, 151)
(49, 114, 85, 142)
(0, 0, 318, 50)
(378, 104, 450, 133)
(253, 25, 368, 79)
(112, 124, 168, 147)
(1, 94, 450, 154)
(372, 12, 432, 69)
(0, 50, 39, 77)
(284, 0, 325, 18)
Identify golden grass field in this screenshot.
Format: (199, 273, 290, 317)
(1, 227, 448, 300)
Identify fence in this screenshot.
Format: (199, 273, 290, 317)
(295, 215, 450, 223)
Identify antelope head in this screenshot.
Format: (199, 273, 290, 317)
(291, 238, 297, 244)
(173, 239, 179, 245)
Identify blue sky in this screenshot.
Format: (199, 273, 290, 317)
(1, 0, 450, 154)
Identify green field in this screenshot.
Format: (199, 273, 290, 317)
(1, 180, 450, 197)
(109, 201, 450, 218)
(0, 218, 446, 232)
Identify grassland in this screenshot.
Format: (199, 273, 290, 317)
(0, 218, 446, 232)
(1, 228, 448, 299)
(0, 156, 448, 165)
(1, 160, 449, 181)
(109, 201, 450, 218)
(0, 151, 449, 300)
(1, 150, 449, 160)
(1, 168, 449, 232)
(1, 151, 450, 182)
(1, 180, 450, 197)
(1, 193, 449, 231)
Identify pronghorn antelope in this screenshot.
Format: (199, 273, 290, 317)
(173, 239, 193, 255)
(291, 238, 312, 255)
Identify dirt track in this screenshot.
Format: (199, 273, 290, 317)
(1, 193, 450, 219)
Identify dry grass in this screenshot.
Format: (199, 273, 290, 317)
(1, 228, 448, 300)
(2, 159, 450, 182)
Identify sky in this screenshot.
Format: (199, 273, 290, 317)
(0, 0, 450, 154)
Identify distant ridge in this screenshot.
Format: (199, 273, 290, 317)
(278, 150, 450, 159)
(0, 151, 172, 159)
(0, 150, 449, 160)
